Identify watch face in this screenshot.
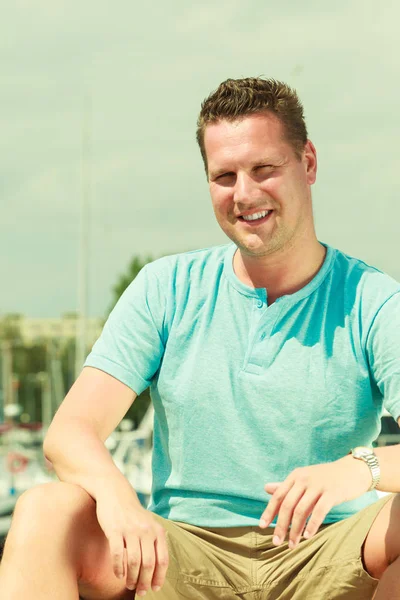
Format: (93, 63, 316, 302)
(353, 446, 372, 458)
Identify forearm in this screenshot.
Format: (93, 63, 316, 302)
(43, 417, 142, 504)
(339, 445, 400, 494)
(373, 445, 400, 492)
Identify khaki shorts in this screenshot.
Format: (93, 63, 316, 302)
(135, 493, 394, 600)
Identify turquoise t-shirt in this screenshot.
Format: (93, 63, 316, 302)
(84, 241, 400, 527)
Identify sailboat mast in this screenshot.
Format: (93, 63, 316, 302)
(75, 95, 91, 380)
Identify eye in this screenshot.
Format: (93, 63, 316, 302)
(215, 172, 236, 183)
(253, 165, 275, 179)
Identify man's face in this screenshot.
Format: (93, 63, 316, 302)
(204, 112, 317, 258)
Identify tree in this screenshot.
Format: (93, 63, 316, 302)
(107, 254, 155, 428)
(0, 314, 23, 342)
(108, 255, 154, 315)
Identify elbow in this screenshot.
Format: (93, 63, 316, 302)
(42, 435, 55, 463)
(42, 413, 72, 458)
(43, 421, 62, 461)
(42, 451, 54, 472)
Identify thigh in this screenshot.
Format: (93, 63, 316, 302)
(256, 494, 394, 600)
(363, 492, 400, 579)
(138, 513, 256, 600)
(11, 482, 130, 600)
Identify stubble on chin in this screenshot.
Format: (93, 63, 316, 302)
(220, 215, 281, 257)
(233, 233, 273, 257)
(236, 226, 288, 259)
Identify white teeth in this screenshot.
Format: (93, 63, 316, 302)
(242, 210, 271, 221)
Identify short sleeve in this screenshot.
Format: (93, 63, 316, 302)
(84, 263, 166, 395)
(366, 291, 400, 422)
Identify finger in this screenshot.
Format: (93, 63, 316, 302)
(108, 534, 125, 580)
(260, 479, 295, 528)
(264, 482, 281, 494)
(124, 536, 141, 591)
(272, 483, 306, 545)
(288, 491, 321, 549)
(303, 494, 334, 540)
(151, 528, 169, 592)
(135, 534, 157, 597)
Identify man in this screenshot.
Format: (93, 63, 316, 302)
(1, 77, 400, 599)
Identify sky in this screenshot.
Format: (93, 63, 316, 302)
(1, 0, 399, 318)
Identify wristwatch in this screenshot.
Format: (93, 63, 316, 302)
(351, 446, 380, 491)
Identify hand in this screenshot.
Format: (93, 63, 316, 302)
(259, 455, 372, 550)
(95, 484, 169, 595)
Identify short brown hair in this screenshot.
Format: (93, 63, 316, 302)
(196, 77, 308, 174)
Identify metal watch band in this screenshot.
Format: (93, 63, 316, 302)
(364, 453, 381, 491)
(352, 450, 381, 491)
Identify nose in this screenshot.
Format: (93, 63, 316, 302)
(233, 171, 258, 207)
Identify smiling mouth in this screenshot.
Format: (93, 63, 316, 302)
(238, 210, 273, 225)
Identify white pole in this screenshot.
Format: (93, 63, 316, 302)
(1, 341, 8, 421)
(75, 95, 91, 380)
(51, 340, 65, 408)
(1, 341, 13, 420)
(39, 372, 52, 430)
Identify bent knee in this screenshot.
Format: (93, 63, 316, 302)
(363, 494, 400, 579)
(13, 482, 94, 524)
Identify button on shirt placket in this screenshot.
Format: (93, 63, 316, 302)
(244, 298, 282, 373)
(254, 297, 268, 344)
(256, 298, 266, 342)
(258, 301, 267, 342)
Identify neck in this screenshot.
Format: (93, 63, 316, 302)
(233, 239, 327, 305)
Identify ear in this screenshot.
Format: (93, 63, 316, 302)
(304, 140, 317, 185)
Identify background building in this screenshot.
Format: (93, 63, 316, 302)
(0, 313, 104, 347)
